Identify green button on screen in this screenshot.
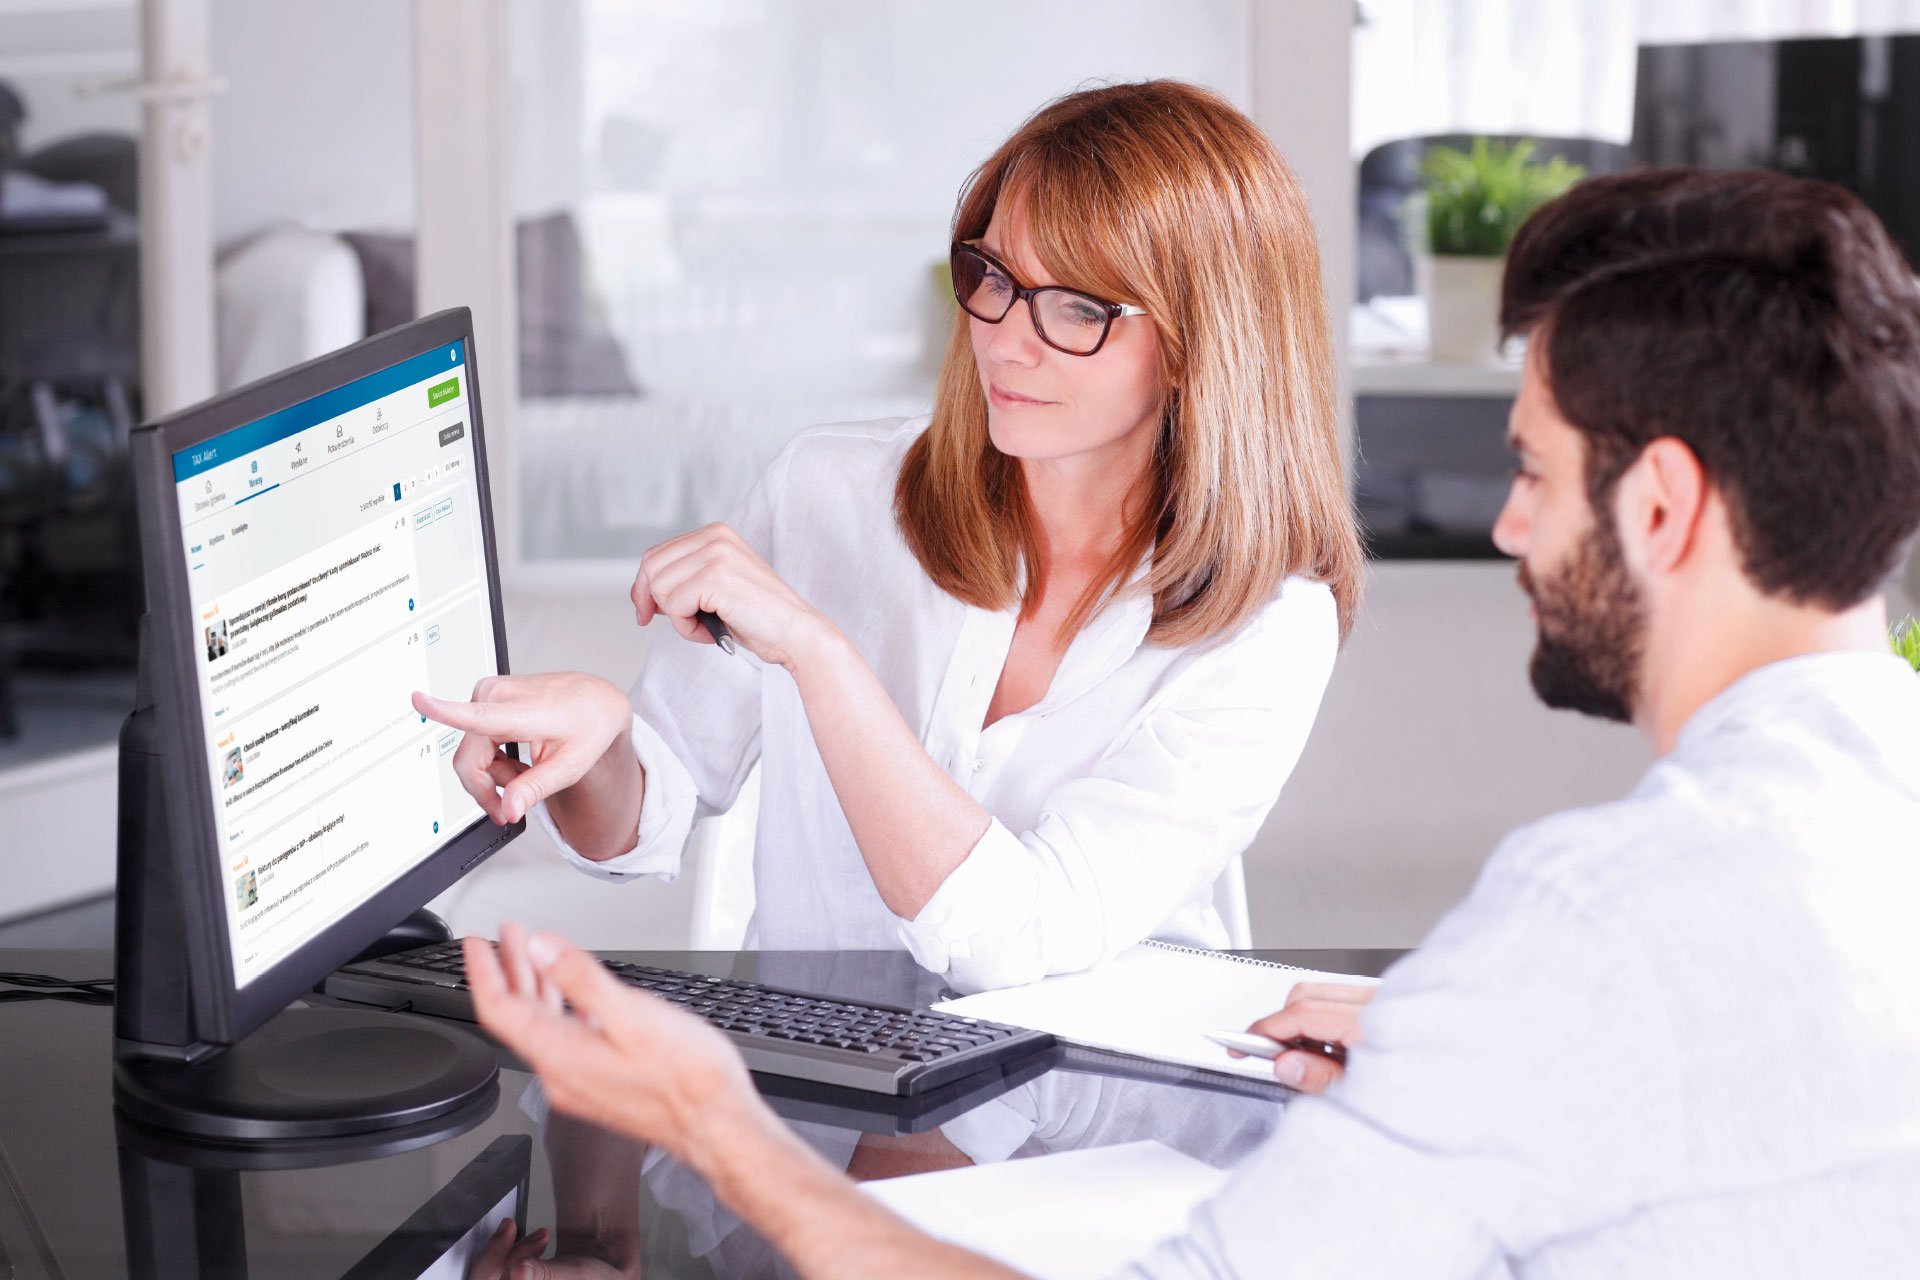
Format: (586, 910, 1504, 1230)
(428, 376, 460, 408)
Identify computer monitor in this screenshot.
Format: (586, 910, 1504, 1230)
(113, 309, 519, 1142)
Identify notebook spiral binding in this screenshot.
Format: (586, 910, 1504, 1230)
(1140, 939, 1316, 974)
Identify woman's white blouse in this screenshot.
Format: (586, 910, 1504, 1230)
(533, 418, 1338, 991)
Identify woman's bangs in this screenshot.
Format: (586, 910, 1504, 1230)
(1003, 159, 1148, 310)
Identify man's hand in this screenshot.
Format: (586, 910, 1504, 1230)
(468, 924, 1023, 1280)
(464, 924, 760, 1162)
(1243, 983, 1376, 1093)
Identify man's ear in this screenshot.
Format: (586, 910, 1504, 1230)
(1614, 437, 1708, 577)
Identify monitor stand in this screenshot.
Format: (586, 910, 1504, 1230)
(112, 629, 498, 1144)
(112, 1003, 500, 1144)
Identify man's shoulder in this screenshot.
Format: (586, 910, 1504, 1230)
(1477, 769, 1748, 919)
(1482, 701, 1916, 928)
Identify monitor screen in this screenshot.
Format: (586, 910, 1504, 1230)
(167, 340, 499, 988)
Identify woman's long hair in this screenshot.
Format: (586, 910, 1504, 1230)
(894, 80, 1362, 645)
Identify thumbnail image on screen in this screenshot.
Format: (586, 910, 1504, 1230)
(172, 343, 499, 986)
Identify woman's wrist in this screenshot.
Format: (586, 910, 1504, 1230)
(545, 682, 643, 858)
(595, 677, 635, 756)
(781, 608, 852, 680)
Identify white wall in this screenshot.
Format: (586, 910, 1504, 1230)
(1250, 0, 1355, 423)
(1, 746, 119, 919)
(207, 0, 415, 244)
(1251, 558, 1919, 948)
(0, 2, 139, 152)
(505, 0, 585, 217)
(1247, 562, 1645, 946)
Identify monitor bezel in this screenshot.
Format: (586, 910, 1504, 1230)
(129, 308, 523, 1046)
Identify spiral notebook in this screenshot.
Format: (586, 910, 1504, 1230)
(932, 941, 1379, 1083)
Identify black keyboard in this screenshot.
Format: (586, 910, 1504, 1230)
(325, 942, 1055, 1096)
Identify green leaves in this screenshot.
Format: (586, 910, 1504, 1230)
(1420, 139, 1586, 259)
(1894, 617, 1920, 673)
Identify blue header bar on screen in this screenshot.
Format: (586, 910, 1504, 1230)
(171, 343, 466, 482)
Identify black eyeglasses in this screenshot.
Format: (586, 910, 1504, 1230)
(949, 242, 1147, 356)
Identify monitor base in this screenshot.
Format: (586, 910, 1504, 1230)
(113, 1005, 499, 1144)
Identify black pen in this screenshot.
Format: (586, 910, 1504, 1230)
(695, 609, 737, 656)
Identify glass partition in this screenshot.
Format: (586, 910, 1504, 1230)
(504, 0, 1252, 566)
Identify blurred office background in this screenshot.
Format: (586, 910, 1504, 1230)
(1, 0, 1915, 950)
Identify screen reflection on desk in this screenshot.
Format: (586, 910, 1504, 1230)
(114, 1090, 512, 1280)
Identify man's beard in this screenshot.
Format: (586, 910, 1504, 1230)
(1518, 517, 1647, 724)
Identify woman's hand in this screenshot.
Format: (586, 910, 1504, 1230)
(1242, 982, 1376, 1094)
(464, 924, 762, 1162)
(632, 523, 832, 673)
(414, 673, 633, 827)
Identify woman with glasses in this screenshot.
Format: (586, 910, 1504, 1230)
(418, 80, 1363, 992)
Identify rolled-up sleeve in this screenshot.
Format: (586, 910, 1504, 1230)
(531, 710, 704, 882)
(900, 582, 1338, 992)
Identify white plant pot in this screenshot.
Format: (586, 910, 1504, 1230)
(1419, 253, 1507, 365)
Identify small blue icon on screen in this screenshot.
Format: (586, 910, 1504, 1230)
(407, 598, 415, 611)
(450, 349, 457, 361)
(433, 821, 440, 834)
(393, 482, 403, 501)
(420, 714, 427, 723)
(251, 460, 258, 474)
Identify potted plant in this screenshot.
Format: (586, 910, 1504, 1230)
(1895, 617, 1920, 673)
(1416, 138, 1585, 364)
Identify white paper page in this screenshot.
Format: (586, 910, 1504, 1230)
(862, 1140, 1228, 1280)
(934, 944, 1377, 1081)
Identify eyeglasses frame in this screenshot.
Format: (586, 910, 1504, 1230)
(949, 241, 1147, 357)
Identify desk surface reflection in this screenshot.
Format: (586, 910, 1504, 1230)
(0, 946, 1401, 1279)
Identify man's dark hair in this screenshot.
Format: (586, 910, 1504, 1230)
(1502, 167, 1920, 608)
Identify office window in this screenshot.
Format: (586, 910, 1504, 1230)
(505, 0, 1251, 567)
